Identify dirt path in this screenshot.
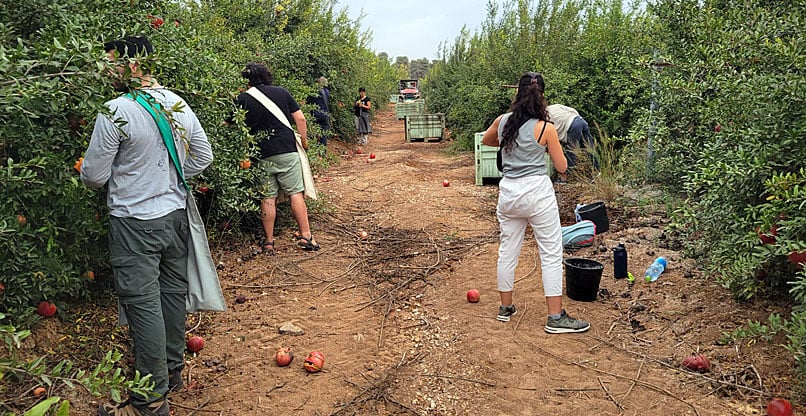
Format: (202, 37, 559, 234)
(168, 108, 793, 415)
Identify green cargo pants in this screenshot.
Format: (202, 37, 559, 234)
(109, 209, 189, 405)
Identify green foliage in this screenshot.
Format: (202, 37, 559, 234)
(720, 311, 806, 396)
(424, 0, 651, 149)
(0, 313, 153, 414)
(0, 0, 146, 325)
(0, 0, 400, 328)
(653, 0, 805, 303)
(652, 0, 805, 395)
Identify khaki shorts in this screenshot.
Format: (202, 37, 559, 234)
(255, 152, 304, 198)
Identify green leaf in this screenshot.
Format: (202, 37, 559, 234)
(23, 397, 60, 416)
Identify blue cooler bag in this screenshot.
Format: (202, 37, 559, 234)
(562, 220, 596, 250)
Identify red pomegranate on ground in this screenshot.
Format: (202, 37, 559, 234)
(275, 347, 294, 367)
(303, 351, 325, 373)
(186, 336, 205, 353)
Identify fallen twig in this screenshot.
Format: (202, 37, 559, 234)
(621, 359, 645, 401)
(598, 376, 624, 411)
(518, 335, 701, 416)
(589, 335, 769, 396)
(420, 373, 496, 387)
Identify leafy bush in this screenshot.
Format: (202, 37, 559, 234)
(0, 0, 403, 328)
(424, 0, 652, 149)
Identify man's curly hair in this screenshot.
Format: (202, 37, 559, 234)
(241, 62, 274, 86)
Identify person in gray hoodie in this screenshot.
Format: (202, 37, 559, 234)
(80, 35, 213, 416)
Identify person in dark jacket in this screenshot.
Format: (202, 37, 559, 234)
(308, 76, 330, 145)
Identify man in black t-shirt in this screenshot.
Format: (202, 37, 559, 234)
(237, 63, 320, 253)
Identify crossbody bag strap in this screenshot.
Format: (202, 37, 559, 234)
(245, 87, 293, 131)
(125, 91, 189, 191)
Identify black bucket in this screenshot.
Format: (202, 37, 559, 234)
(564, 257, 604, 302)
(576, 201, 609, 233)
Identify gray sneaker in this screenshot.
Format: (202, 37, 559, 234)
(545, 310, 590, 334)
(497, 304, 517, 322)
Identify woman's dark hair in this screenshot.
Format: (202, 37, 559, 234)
(501, 72, 548, 154)
(241, 62, 273, 86)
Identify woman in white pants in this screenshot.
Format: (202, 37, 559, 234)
(481, 72, 590, 333)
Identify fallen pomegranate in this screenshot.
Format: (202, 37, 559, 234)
(767, 398, 793, 416)
(466, 289, 480, 303)
(355, 148, 363, 155)
(275, 347, 294, 367)
(359, 230, 368, 239)
(33, 386, 46, 398)
(442, 179, 450, 187)
(36, 301, 57, 317)
(187, 336, 205, 353)
(681, 353, 710, 373)
(369, 153, 376, 159)
(303, 351, 325, 373)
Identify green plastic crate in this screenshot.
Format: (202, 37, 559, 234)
(474, 132, 554, 185)
(395, 99, 425, 120)
(475, 132, 502, 185)
(405, 114, 445, 142)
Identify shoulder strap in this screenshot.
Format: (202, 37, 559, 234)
(536, 120, 548, 143)
(245, 87, 293, 131)
(125, 91, 189, 191)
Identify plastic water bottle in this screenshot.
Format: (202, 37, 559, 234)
(613, 243, 628, 279)
(644, 257, 667, 282)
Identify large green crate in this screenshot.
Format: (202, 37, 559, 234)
(405, 114, 445, 142)
(475, 132, 502, 185)
(474, 132, 555, 185)
(389, 94, 399, 103)
(395, 99, 425, 120)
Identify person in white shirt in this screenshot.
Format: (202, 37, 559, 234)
(547, 104, 597, 183)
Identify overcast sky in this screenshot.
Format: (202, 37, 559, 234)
(336, 0, 498, 61)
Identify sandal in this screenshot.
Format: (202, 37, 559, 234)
(297, 235, 320, 251)
(258, 239, 275, 255)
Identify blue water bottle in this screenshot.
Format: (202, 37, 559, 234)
(613, 243, 628, 279)
(644, 257, 667, 282)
